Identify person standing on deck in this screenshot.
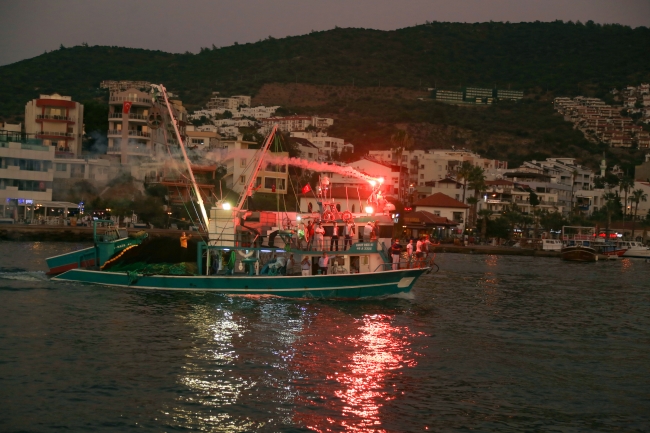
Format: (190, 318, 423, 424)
(415, 237, 424, 268)
(406, 239, 414, 268)
(343, 221, 355, 250)
(180, 232, 190, 248)
(286, 254, 295, 276)
(318, 251, 331, 275)
(301, 256, 311, 276)
(314, 223, 325, 251)
(306, 221, 315, 250)
(390, 239, 402, 270)
(330, 222, 340, 251)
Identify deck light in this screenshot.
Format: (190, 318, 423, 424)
(222, 202, 231, 210)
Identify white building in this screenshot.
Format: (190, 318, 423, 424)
(368, 148, 508, 187)
(24, 93, 84, 157)
(209, 139, 288, 194)
(412, 193, 469, 231)
(0, 133, 55, 220)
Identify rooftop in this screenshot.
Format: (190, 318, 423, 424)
(413, 192, 469, 209)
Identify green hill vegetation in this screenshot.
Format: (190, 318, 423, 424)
(1, 21, 649, 170)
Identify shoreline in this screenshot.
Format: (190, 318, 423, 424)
(0, 225, 561, 257)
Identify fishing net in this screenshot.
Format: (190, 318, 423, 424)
(103, 237, 201, 275)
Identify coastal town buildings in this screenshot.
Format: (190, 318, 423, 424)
(411, 192, 469, 231)
(290, 131, 354, 159)
(260, 116, 334, 134)
(0, 132, 55, 221)
(24, 94, 84, 157)
(554, 84, 650, 148)
(106, 87, 187, 164)
(209, 138, 289, 195)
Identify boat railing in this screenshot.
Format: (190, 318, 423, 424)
(372, 255, 438, 273)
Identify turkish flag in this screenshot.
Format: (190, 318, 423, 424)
(301, 184, 312, 194)
(122, 101, 133, 114)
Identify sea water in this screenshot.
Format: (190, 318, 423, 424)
(1, 241, 649, 432)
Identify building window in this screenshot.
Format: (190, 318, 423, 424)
(434, 211, 441, 216)
(56, 163, 67, 171)
(240, 158, 247, 168)
(239, 175, 246, 184)
(264, 177, 285, 190)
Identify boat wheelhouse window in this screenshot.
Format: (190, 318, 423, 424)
(378, 225, 393, 238)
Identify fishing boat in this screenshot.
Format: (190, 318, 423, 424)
(561, 226, 598, 262)
(49, 84, 435, 298)
(45, 220, 147, 275)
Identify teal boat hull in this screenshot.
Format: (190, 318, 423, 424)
(52, 268, 430, 298)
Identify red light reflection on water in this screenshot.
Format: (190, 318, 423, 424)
(292, 311, 422, 432)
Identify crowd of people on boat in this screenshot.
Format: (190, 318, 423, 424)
(267, 219, 381, 252)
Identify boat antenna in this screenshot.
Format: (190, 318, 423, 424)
(235, 124, 279, 211)
(151, 84, 210, 231)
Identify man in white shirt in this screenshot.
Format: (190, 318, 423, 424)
(301, 256, 311, 276)
(406, 239, 414, 267)
(314, 223, 325, 250)
(330, 222, 340, 251)
(343, 221, 354, 250)
(318, 252, 331, 275)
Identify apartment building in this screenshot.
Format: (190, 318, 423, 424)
(290, 131, 353, 159)
(0, 132, 55, 220)
(261, 116, 335, 134)
(367, 148, 508, 187)
(24, 93, 84, 157)
(519, 158, 594, 191)
(210, 138, 288, 194)
(107, 88, 187, 164)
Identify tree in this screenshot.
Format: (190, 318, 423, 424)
(468, 166, 486, 227)
(601, 192, 621, 238)
(390, 131, 414, 201)
(629, 189, 648, 240)
(478, 209, 493, 240)
(456, 161, 474, 205)
(619, 176, 634, 219)
(570, 169, 579, 213)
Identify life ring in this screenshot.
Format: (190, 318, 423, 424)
(237, 249, 255, 258)
(322, 211, 333, 221)
(341, 210, 352, 221)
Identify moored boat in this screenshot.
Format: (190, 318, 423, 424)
(614, 240, 650, 259)
(561, 226, 598, 262)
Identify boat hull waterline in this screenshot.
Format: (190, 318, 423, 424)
(53, 267, 430, 298)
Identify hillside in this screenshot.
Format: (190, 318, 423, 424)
(1, 21, 649, 170)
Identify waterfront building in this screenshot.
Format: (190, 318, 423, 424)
(412, 192, 469, 231)
(24, 94, 84, 157)
(0, 132, 54, 221)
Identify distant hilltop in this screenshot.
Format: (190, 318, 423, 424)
(1, 21, 649, 118)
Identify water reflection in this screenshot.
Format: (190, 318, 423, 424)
(292, 308, 420, 432)
(168, 302, 255, 431)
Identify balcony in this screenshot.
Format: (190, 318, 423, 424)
(107, 129, 151, 138)
(36, 114, 74, 123)
(108, 113, 147, 121)
(107, 145, 150, 155)
(109, 96, 151, 105)
(36, 131, 74, 140)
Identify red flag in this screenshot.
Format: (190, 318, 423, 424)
(301, 184, 312, 194)
(122, 101, 132, 114)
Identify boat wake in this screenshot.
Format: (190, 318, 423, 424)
(0, 268, 49, 282)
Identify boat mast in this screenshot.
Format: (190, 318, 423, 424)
(235, 124, 278, 211)
(153, 84, 210, 230)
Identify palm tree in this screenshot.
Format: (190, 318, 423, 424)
(601, 192, 621, 238)
(570, 169, 579, 215)
(456, 161, 474, 205)
(619, 176, 634, 219)
(478, 209, 493, 241)
(390, 131, 414, 201)
(629, 189, 648, 240)
(468, 166, 487, 227)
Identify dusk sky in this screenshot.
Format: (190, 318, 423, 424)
(1, 0, 649, 67)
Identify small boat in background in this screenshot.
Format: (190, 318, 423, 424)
(561, 226, 598, 262)
(614, 241, 650, 259)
